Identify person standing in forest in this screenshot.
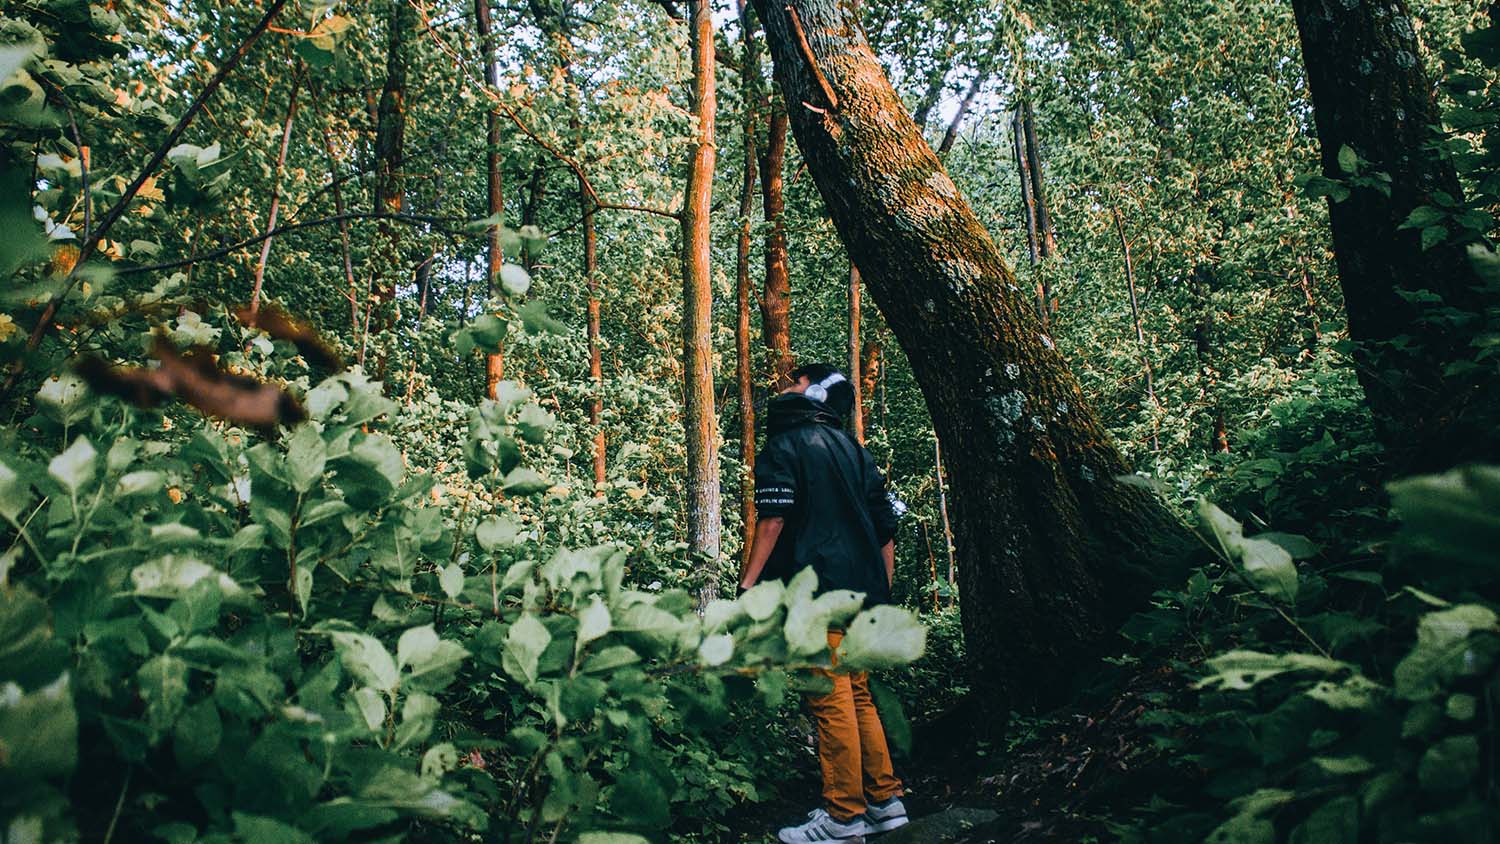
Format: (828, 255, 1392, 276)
(738, 363, 908, 844)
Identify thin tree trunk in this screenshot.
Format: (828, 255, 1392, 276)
(523, 158, 548, 270)
(316, 118, 359, 330)
(859, 336, 880, 436)
(911, 71, 946, 130)
(248, 76, 301, 316)
(937, 72, 983, 156)
(1192, 263, 1230, 454)
(475, 0, 506, 396)
(1022, 96, 1056, 258)
(682, 0, 721, 605)
(1113, 207, 1160, 454)
(583, 181, 605, 494)
(759, 99, 795, 388)
(1013, 106, 1041, 268)
(752, 0, 1193, 712)
(736, 0, 760, 572)
(373, 0, 415, 309)
(1291, 0, 1497, 467)
(849, 264, 864, 442)
(934, 437, 956, 608)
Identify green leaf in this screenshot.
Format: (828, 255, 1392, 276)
(1446, 693, 1477, 721)
(1336, 144, 1358, 174)
(1401, 205, 1445, 230)
(1289, 797, 1357, 844)
(1394, 604, 1500, 700)
(581, 645, 639, 673)
(738, 580, 784, 621)
(515, 404, 555, 443)
(1238, 537, 1298, 604)
(131, 555, 244, 600)
(36, 373, 89, 425)
(1418, 735, 1479, 791)
(439, 563, 464, 599)
(576, 596, 611, 650)
(48, 436, 97, 494)
(397, 625, 469, 692)
(0, 459, 33, 521)
(1421, 224, 1449, 251)
(137, 655, 189, 739)
(285, 424, 327, 493)
(502, 467, 551, 496)
(499, 264, 532, 298)
(503, 614, 551, 685)
(577, 833, 652, 844)
(698, 633, 734, 666)
(329, 631, 399, 693)
(1311, 755, 1374, 775)
(351, 686, 385, 732)
(836, 606, 927, 670)
(0, 675, 76, 784)
(173, 700, 222, 769)
(475, 514, 523, 550)
(1196, 650, 1348, 691)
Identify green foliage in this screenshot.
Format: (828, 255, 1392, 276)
(1119, 469, 1500, 844)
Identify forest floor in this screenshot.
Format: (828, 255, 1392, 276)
(728, 660, 1191, 844)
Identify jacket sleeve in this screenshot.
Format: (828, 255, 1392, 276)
(753, 440, 798, 518)
(863, 448, 899, 545)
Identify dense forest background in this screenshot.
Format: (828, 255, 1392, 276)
(1, 0, 1498, 841)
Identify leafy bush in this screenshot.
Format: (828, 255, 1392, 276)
(1121, 468, 1500, 843)
(0, 360, 926, 843)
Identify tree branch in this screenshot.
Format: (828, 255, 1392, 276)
(117, 213, 467, 276)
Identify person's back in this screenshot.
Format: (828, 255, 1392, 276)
(754, 391, 895, 603)
(737, 364, 908, 844)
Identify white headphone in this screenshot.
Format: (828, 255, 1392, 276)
(804, 371, 847, 403)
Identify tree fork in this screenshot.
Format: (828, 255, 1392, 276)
(750, 0, 1194, 712)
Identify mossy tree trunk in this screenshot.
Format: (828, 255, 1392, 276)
(1291, 0, 1496, 468)
(751, 0, 1193, 711)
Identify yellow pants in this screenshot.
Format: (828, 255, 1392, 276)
(808, 630, 905, 822)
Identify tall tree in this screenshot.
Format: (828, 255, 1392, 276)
(373, 0, 416, 309)
(681, 0, 722, 602)
(736, 0, 761, 572)
(1291, 0, 1496, 466)
(759, 99, 795, 388)
(475, 0, 506, 397)
(750, 0, 1192, 711)
(248, 75, 301, 316)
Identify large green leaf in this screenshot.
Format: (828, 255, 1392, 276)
(503, 614, 551, 685)
(1394, 604, 1499, 700)
(836, 606, 926, 671)
(329, 632, 399, 693)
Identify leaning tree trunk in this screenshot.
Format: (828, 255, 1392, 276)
(759, 99, 796, 389)
(751, 0, 1193, 711)
(682, 0, 722, 603)
(475, 0, 505, 396)
(1291, 0, 1496, 468)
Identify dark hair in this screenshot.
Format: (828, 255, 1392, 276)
(790, 362, 855, 419)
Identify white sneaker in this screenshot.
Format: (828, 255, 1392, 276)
(777, 808, 869, 843)
(863, 796, 909, 833)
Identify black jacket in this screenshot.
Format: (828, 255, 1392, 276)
(753, 393, 899, 604)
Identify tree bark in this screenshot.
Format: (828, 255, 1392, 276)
(849, 264, 864, 442)
(682, 0, 722, 604)
(1022, 97, 1056, 259)
(759, 98, 795, 388)
(1113, 207, 1161, 454)
(248, 75, 301, 316)
(751, 0, 1193, 711)
(373, 0, 416, 307)
(583, 179, 606, 494)
(736, 0, 760, 572)
(1291, 0, 1496, 467)
(522, 157, 548, 270)
(859, 336, 880, 436)
(1191, 263, 1230, 454)
(475, 0, 506, 396)
(937, 71, 983, 156)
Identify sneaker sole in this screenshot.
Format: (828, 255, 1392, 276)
(777, 835, 865, 844)
(866, 816, 909, 834)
